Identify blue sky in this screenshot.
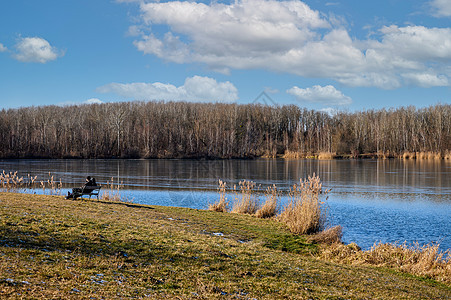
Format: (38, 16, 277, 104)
(0, 0, 450, 111)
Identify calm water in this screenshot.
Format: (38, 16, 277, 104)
(1, 159, 450, 251)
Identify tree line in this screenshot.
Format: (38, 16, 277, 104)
(0, 101, 449, 159)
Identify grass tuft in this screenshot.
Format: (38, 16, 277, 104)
(255, 184, 279, 219)
(209, 180, 229, 212)
(308, 225, 342, 244)
(101, 177, 125, 202)
(231, 180, 259, 215)
(321, 241, 451, 284)
(278, 174, 328, 235)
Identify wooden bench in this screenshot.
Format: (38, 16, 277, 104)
(74, 186, 102, 200)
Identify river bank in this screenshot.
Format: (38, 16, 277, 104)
(0, 193, 449, 299)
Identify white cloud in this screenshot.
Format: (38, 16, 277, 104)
(125, 0, 451, 89)
(97, 76, 238, 102)
(430, 0, 451, 17)
(287, 85, 352, 106)
(0, 43, 7, 52)
(13, 37, 63, 63)
(85, 98, 103, 104)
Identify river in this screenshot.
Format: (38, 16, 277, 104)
(1, 158, 450, 252)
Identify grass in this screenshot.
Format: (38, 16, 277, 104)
(230, 180, 260, 215)
(0, 192, 450, 299)
(208, 180, 229, 213)
(278, 174, 328, 235)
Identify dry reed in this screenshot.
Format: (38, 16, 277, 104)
(101, 177, 125, 202)
(231, 180, 260, 214)
(278, 174, 328, 235)
(0, 170, 61, 195)
(282, 150, 304, 159)
(209, 180, 229, 212)
(317, 152, 337, 160)
(308, 225, 342, 244)
(320, 241, 450, 284)
(255, 185, 279, 218)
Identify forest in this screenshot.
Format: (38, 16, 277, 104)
(0, 101, 449, 159)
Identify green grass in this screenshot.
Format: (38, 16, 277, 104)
(0, 193, 449, 299)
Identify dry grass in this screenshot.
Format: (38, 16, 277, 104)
(320, 241, 451, 284)
(402, 151, 416, 159)
(308, 225, 342, 245)
(101, 177, 125, 202)
(209, 179, 229, 212)
(444, 150, 451, 160)
(0, 170, 61, 195)
(278, 174, 328, 235)
(255, 185, 279, 218)
(282, 150, 304, 159)
(1, 193, 449, 299)
(402, 151, 444, 160)
(317, 152, 337, 159)
(231, 180, 260, 214)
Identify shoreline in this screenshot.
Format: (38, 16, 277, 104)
(0, 150, 450, 160)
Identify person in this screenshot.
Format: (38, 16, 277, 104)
(66, 176, 97, 199)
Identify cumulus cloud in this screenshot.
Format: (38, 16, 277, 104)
(430, 0, 451, 17)
(287, 85, 352, 106)
(97, 76, 238, 102)
(13, 37, 63, 63)
(0, 43, 7, 52)
(124, 0, 451, 89)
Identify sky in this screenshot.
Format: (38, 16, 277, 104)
(0, 0, 450, 112)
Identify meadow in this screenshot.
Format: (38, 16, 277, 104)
(0, 172, 449, 299)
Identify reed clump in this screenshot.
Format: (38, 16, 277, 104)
(209, 180, 229, 212)
(278, 174, 328, 235)
(255, 185, 279, 218)
(282, 150, 304, 159)
(320, 241, 451, 284)
(0, 170, 62, 195)
(402, 151, 444, 160)
(317, 152, 337, 160)
(40, 172, 63, 195)
(308, 225, 343, 244)
(101, 177, 125, 202)
(216, 175, 330, 233)
(231, 180, 260, 214)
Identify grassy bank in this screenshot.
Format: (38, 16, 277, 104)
(1, 193, 449, 299)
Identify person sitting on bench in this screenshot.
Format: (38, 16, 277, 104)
(66, 176, 97, 199)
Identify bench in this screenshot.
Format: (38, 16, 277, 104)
(74, 186, 102, 200)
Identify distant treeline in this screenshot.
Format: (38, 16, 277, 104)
(0, 101, 449, 159)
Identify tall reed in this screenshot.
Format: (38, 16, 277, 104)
(101, 177, 125, 202)
(278, 174, 328, 235)
(209, 180, 229, 212)
(255, 184, 279, 218)
(0, 171, 59, 194)
(321, 241, 450, 284)
(231, 180, 260, 214)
